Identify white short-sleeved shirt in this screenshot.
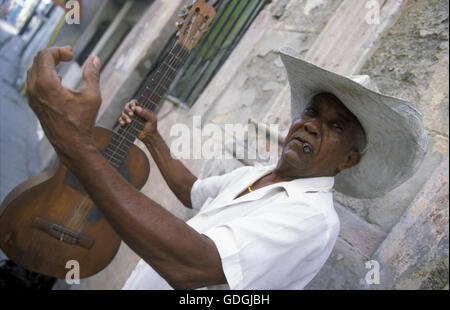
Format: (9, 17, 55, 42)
(123, 164, 340, 290)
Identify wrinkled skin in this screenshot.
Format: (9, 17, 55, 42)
(26, 46, 101, 166)
(277, 93, 364, 179)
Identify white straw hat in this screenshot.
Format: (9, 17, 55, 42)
(279, 47, 428, 198)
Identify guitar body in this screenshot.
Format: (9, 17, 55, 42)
(0, 127, 150, 279)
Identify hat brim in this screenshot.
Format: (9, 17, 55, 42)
(279, 47, 428, 198)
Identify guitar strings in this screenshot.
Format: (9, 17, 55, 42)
(105, 37, 191, 165)
(99, 39, 190, 166)
(108, 7, 205, 158)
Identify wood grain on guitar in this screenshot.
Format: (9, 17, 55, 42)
(0, 0, 216, 279)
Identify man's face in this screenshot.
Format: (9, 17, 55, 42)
(279, 93, 364, 178)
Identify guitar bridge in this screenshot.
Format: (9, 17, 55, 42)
(32, 217, 95, 250)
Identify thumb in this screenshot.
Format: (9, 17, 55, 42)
(81, 56, 100, 94)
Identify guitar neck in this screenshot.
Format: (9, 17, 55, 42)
(102, 41, 190, 168)
(137, 41, 189, 113)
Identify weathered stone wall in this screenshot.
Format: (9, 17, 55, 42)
(197, 0, 344, 126)
(359, 0, 449, 289)
(345, 0, 450, 233)
(362, 0, 449, 138)
(371, 157, 448, 290)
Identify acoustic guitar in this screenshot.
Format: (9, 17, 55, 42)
(0, 0, 215, 279)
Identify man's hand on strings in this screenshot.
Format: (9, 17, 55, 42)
(119, 99, 158, 144)
(26, 46, 102, 165)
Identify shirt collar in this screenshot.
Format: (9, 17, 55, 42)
(254, 164, 335, 197)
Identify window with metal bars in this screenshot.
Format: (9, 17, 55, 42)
(134, 0, 269, 109)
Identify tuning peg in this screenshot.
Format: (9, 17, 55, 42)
(178, 12, 189, 19)
(184, 4, 193, 11)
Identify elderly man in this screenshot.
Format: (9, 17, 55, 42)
(25, 45, 426, 290)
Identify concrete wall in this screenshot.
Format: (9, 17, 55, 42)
(343, 0, 449, 233)
(360, 0, 449, 289)
(371, 156, 448, 290)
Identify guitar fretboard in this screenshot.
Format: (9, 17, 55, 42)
(101, 41, 190, 168)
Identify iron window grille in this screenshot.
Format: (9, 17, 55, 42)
(134, 0, 270, 109)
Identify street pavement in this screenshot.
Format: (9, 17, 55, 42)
(0, 25, 40, 211)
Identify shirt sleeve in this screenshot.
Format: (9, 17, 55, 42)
(190, 166, 251, 211)
(201, 202, 335, 289)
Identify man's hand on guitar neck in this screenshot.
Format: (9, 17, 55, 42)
(26, 46, 101, 166)
(119, 100, 197, 208)
(119, 99, 158, 143)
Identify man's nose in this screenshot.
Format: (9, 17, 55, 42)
(304, 119, 320, 137)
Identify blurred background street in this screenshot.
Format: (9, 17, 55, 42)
(0, 2, 61, 266)
(0, 1, 42, 224)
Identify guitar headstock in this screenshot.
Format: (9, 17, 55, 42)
(177, 0, 216, 51)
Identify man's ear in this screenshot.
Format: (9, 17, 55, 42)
(337, 150, 361, 172)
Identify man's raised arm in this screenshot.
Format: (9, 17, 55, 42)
(26, 46, 226, 289)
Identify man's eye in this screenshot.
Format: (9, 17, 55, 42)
(332, 122, 344, 131)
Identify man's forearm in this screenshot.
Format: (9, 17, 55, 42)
(66, 143, 224, 289)
(143, 131, 197, 208)
(24, 46, 224, 289)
